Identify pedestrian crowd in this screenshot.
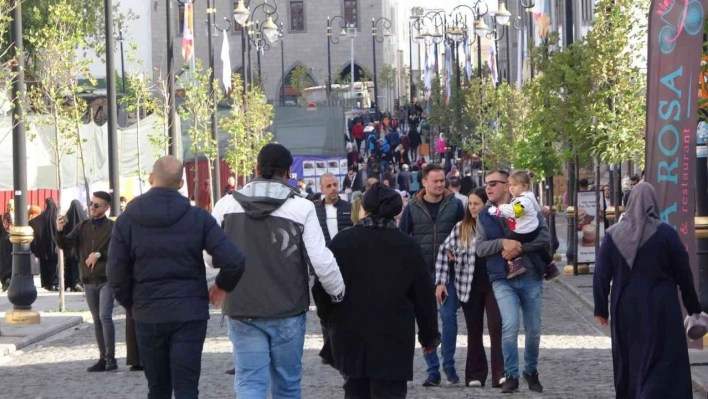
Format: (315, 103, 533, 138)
(0, 136, 702, 399)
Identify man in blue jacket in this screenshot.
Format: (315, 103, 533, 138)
(475, 170, 550, 394)
(107, 155, 246, 399)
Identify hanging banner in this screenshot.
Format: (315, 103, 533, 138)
(645, 0, 705, 276)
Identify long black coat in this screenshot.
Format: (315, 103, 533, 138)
(313, 224, 439, 382)
(594, 223, 701, 399)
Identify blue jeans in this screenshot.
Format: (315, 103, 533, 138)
(424, 273, 458, 378)
(228, 313, 307, 398)
(492, 275, 543, 379)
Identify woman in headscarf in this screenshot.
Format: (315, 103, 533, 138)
(593, 182, 701, 399)
(314, 183, 440, 398)
(29, 198, 59, 291)
(0, 212, 13, 291)
(62, 200, 87, 292)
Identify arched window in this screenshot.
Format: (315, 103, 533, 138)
(280, 66, 316, 105)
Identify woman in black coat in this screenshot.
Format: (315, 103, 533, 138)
(314, 183, 440, 398)
(62, 200, 86, 292)
(29, 198, 59, 291)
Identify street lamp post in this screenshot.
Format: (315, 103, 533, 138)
(326, 16, 346, 99)
(280, 22, 285, 106)
(372, 17, 393, 113)
(245, 4, 281, 83)
(450, 3, 490, 78)
(409, 17, 425, 101)
(206, 1, 223, 200)
(105, 0, 121, 217)
(423, 12, 445, 80)
(5, 0, 39, 325)
(510, 16, 524, 86)
(118, 30, 127, 94)
(166, 0, 179, 157)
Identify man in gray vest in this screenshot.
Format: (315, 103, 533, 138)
(399, 163, 464, 387)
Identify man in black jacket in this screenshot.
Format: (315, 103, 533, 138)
(107, 156, 246, 399)
(316, 173, 352, 246)
(57, 191, 116, 372)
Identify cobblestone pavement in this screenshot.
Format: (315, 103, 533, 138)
(0, 278, 700, 398)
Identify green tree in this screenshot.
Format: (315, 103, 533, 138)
(2, 0, 137, 75)
(26, 0, 96, 308)
(221, 74, 274, 184)
(583, 0, 648, 167)
(150, 67, 174, 159)
(119, 45, 156, 193)
(0, 0, 15, 121)
(378, 64, 396, 110)
(523, 33, 594, 175)
(178, 59, 217, 209)
(290, 65, 314, 105)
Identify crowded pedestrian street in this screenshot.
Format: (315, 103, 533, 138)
(1, 274, 693, 399)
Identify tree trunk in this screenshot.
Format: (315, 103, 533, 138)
(207, 157, 214, 210)
(193, 152, 200, 207)
(53, 119, 65, 312)
(136, 102, 143, 194)
(75, 123, 91, 214)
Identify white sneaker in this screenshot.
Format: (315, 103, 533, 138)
(499, 377, 507, 385)
(468, 381, 482, 387)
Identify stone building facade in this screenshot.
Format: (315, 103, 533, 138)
(150, 0, 400, 107)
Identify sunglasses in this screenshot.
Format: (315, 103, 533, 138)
(89, 202, 104, 209)
(486, 180, 508, 187)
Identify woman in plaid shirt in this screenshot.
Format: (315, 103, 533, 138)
(435, 188, 504, 389)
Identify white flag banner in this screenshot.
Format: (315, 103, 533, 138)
(221, 33, 232, 91)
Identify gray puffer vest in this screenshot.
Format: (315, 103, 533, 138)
(408, 190, 459, 272)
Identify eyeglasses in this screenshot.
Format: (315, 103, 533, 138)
(89, 202, 104, 209)
(485, 180, 508, 187)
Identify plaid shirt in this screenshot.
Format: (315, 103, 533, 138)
(434, 221, 476, 303)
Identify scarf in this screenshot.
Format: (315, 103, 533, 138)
(605, 182, 662, 268)
(358, 217, 398, 230)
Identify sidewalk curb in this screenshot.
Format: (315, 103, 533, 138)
(555, 277, 594, 311)
(0, 315, 83, 358)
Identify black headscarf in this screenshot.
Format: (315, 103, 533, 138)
(29, 198, 59, 261)
(362, 182, 403, 219)
(64, 200, 87, 233)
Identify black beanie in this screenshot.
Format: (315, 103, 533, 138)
(362, 182, 402, 219)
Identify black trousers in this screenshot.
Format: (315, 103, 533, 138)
(461, 289, 504, 387)
(39, 258, 57, 288)
(343, 377, 407, 399)
(135, 320, 207, 399)
(126, 310, 141, 366)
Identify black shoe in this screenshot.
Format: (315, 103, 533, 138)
(1, 278, 9, 292)
(225, 368, 235, 375)
(422, 374, 441, 387)
(129, 365, 144, 372)
(501, 375, 519, 393)
(105, 357, 118, 371)
(522, 371, 543, 393)
(87, 359, 106, 372)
